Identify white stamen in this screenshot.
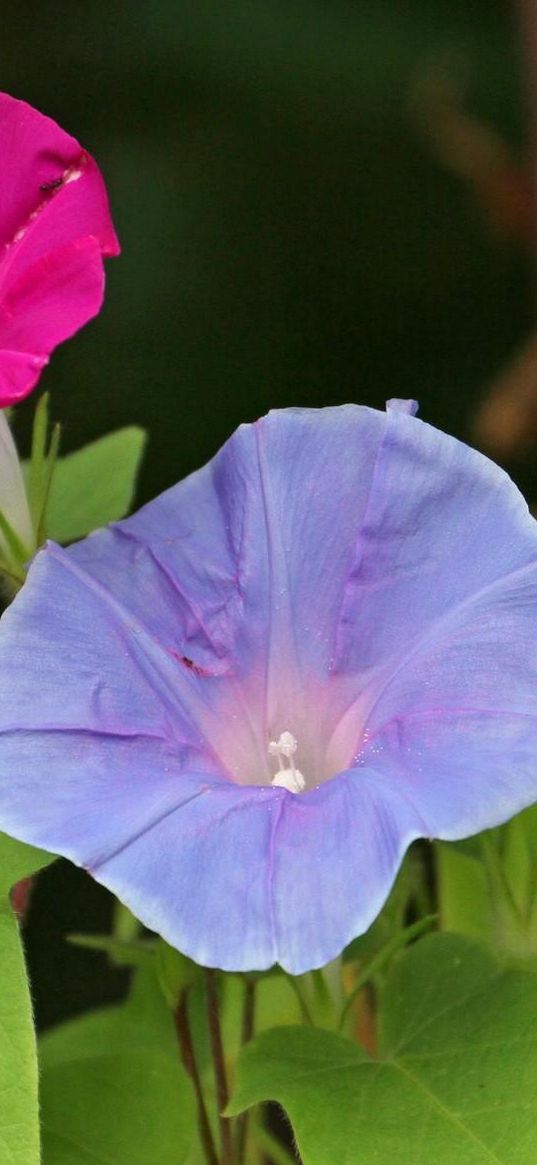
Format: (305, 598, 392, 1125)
(272, 768, 306, 794)
(278, 731, 297, 756)
(269, 731, 306, 793)
(268, 739, 284, 768)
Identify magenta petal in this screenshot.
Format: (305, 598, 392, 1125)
(0, 237, 106, 405)
(0, 351, 46, 410)
(0, 93, 118, 256)
(0, 92, 118, 404)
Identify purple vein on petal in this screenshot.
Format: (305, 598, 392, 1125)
(253, 417, 304, 740)
(110, 521, 270, 781)
(94, 784, 281, 875)
(265, 793, 285, 959)
(89, 782, 213, 872)
(329, 418, 389, 675)
(110, 523, 233, 665)
(45, 542, 232, 774)
(331, 554, 537, 762)
(0, 726, 170, 743)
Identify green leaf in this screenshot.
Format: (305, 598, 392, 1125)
(0, 832, 53, 897)
(0, 834, 53, 1165)
(228, 933, 537, 1164)
(44, 426, 146, 543)
(40, 967, 195, 1165)
(0, 912, 40, 1165)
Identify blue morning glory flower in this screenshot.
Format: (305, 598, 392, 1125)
(0, 401, 536, 973)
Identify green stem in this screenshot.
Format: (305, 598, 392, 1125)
(479, 831, 536, 955)
(112, 900, 141, 943)
(205, 969, 234, 1165)
(174, 992, 218, 1165)
(285, 976, 315, 1026)
(339, 914, 437, 1030)
(311, 968, 329, 1002)
(481, 832, 524, 923)
(236, 978, 257, 1165)
(309, 964, 341, 1026)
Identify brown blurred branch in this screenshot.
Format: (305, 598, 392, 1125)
(518, 0, 537, 255)
(474, 333, 537, 455)
(411, 24, 537, 460)
(473, 3, 537, 457)
(411, 67, 534, 244)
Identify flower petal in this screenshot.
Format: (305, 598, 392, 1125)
(0, 729, 218, 871)
(360, 710, 537, 841)
(0, 542, 283, 969)
(91, 782, 281, 971)
(356, 557, 537, 837)
(0, 238, 106, 405)
(270, 771, 422, 973)
(0, 92, 118, 404)
(0, 542, 222, 754)
(69, 407, 388, 673)
(333, 407, 537, 677)
(0, 405, 536, 972)
(90, 772, 423, 974)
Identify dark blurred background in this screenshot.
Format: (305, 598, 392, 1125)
(2, 0, 534, 1026)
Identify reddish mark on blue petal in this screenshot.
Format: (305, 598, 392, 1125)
(168, 648, 211, 678)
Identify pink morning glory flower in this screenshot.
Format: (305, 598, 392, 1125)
(0, 92, 119, 406)
(0, 402, 536, 973)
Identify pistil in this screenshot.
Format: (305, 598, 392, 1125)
(269, 731, 306, 793)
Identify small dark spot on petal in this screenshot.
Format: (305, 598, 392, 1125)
(168, 647, 211, 677)
(40, 177, 63, 192)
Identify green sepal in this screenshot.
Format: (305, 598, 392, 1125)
(67, 931, 157, 968)
(28, 392, 52, 531)
(155, 940, 202, 1008)
(0, 507, 31, 573)
(43, 425, 147, 543)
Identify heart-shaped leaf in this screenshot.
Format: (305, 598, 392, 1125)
(39, 967, 195, 1165)
(228, 933, 537, 1164)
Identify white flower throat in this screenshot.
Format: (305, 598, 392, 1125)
(269, 731, 306, 794)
